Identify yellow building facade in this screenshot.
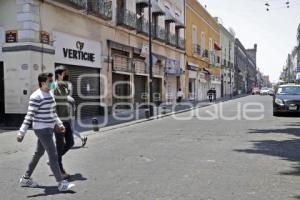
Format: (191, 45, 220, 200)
(185, 0, 221, 100)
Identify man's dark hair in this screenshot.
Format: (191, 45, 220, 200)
(55, 69, 64, 80)
(55, 65, 66, 80)
(38, 73, 53, 88)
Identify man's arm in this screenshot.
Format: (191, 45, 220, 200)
(18, 95, 41, 140)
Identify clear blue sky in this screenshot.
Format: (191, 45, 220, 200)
(198, 0, 300, 82)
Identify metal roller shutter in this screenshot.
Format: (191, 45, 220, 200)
(62, 65, 101, 119)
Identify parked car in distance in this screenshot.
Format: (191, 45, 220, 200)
(252, 87, 260, 95)
(273, 84, 300, 116)
(268, 88, 274, 96)
(260, 87, 269, 95)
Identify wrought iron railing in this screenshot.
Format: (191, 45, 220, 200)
(154, 25, 166, 42)
(202, 49, 209, 58)
(88, 0, 112, 20)
(192, 44, 201, 56)
(167, 32, 176, 46)
(117, 8, 137, 30)
(136, 17, 150, 35)
(177, 37, 185, 50)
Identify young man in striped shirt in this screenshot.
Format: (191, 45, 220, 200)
(17, 72, 75, 192)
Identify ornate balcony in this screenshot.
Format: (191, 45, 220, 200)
(153, 25, 166, 42)
(192, 44, 201, 56)
(166, 32, 176, 47)
(117, 8, 137, 30)
(177, 37, 185, 50)
(136, 17, 150, 36)
(87, 0, 112, 20)
(202, 49, 209, 58)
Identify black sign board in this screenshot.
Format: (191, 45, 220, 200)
(5, 30, 17, 43)
(40, 31, 50, 45)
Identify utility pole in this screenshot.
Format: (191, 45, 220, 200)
(288, 54, 291, 83)
(148, 0, 154, 117)
(229, 41, 232, 98)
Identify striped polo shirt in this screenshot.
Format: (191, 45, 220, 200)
(19, 89, 63, 136)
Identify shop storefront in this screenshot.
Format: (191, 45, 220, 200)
(187, 63, 198, 100)
(197, 72, 207, 101)
(54, 32, 102, 118)
(133, 57, 148, 106)
(165, 59, 181, 104)
(111, 48, 132, 109)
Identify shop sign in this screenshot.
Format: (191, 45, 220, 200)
(189, 70, 197, 79)
(166, 59, 181, 76)
(187, 63, 198, 71)
(5, 30, 17, 43)
(54, 32, 101, 68)
(40, 31, 50, 45)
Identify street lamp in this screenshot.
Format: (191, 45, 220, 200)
(148, 0, 154, 117)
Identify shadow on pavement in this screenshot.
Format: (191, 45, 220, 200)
(27, 186, 76, 198)
(27, 173, 86, 198)
(71, 146, 87, 150)
(235, 125, 300, 178)
(69, 173, 87, 182)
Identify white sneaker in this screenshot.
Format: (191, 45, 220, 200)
(19, 177, 39, 187)
(58, 180, 75, 192)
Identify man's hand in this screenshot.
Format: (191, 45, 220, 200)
(17, 135, 24, 143)
(59, 125, 66, 133)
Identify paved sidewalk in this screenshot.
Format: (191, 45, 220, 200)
(0, 95, 247, 134)
(73, 94, 248, 133)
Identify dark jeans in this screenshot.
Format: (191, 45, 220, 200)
(54, 121, 74, 173)
(177, 97, 182, 103)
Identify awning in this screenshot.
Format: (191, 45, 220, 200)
(151, 0, 165, 16)
(164, 10, 176, 23)
(175, 21, 185, 29)
(187, 62, 198, 71)
(214, 43, 222, 51)
(203, 68, 212, 75)
(136, 0, 149, 8)
(175, 17, 185, 29)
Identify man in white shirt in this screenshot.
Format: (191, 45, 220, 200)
(17, 72, 75, 192)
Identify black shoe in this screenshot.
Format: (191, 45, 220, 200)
(81, 137, 87, 147)
(62, 172, 71, 180)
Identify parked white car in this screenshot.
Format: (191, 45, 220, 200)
(260, 87, 269, 95)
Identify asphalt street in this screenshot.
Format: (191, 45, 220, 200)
(1, 95, 300, 200)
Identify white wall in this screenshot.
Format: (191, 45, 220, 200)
(3, 46, 55, 113)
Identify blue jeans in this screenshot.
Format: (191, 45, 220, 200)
(25, 128, 63, 182)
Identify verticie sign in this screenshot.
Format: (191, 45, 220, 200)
(54, 32, 101, 68)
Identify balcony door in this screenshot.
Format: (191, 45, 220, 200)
(117, 0, 125, 12)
